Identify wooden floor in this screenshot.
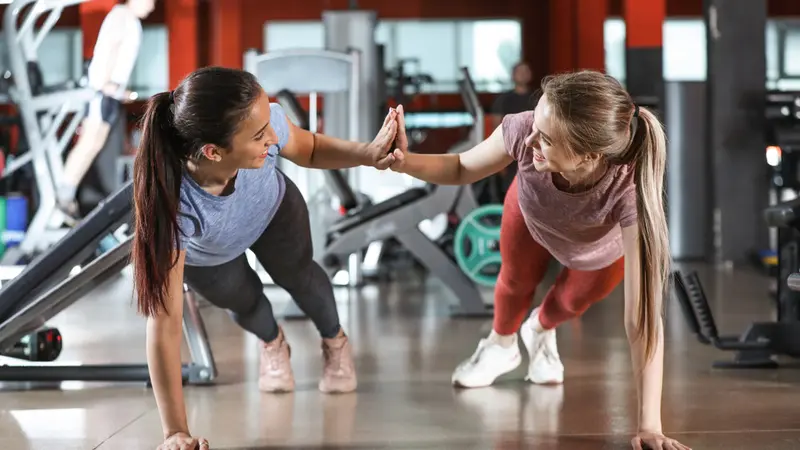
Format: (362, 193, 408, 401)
(1, 262, 799, 449)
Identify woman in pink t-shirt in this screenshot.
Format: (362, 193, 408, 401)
(388, 71, 688, 450)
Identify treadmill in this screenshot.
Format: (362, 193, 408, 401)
(0, 183, 217, 384)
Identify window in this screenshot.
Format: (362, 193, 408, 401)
(128, 25, 169, 97)
(604, 19, 626, 83)
(663, 20, 706, 81)
(604, 17, 800, 90)
(38, 28, 83, 85)
(263, 19, 522, 93)
(459, 20, 522, 92)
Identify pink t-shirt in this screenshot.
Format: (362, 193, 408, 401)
(503, 111, 638, 271)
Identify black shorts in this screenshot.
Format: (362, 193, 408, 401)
(85, 92, 122, 125)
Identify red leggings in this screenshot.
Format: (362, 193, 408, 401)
(493, 179, 625, 334)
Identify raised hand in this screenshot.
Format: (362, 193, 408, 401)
(365, 108, 398, 170)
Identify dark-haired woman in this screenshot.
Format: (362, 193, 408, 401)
(132, 66, 398, 450)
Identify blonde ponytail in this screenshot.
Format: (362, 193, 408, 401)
(630, 107, 670, 362)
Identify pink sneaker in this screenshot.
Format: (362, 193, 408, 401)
(259, 328, 295, 392)
(318, 331, 357, 394)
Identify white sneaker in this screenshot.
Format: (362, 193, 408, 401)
(451, 336, 522, 388)
(519, 311, 564, 384)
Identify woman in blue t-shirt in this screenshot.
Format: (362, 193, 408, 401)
(132, 67, 398, 450)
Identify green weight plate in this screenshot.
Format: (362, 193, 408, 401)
(453, 204, 503, 287)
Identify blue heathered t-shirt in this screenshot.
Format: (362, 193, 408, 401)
(176, 103, 290, 267)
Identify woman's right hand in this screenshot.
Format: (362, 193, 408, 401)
(157, 432, 209, 450)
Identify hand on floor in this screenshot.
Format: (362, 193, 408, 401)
(631, 431, 691, 450)
(157, 432, 209, 450)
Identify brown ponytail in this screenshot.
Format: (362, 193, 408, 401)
(132, 92, 185, 317)
(131, 67, 265, 317)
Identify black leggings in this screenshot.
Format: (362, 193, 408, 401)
(183, 175, 341, 342)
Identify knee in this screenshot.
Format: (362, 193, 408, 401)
(227, 295, 267, 322)
(497, 270, 538, 296)
(549, 291, 593, 317)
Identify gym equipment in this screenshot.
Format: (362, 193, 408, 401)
(674, 196, 800, 368)
(274, 88, 369, 216)
(246, 47, 386, 290)
(0, 181, 217, 384)
(453, 204, 503, 288)
(0, 0, 97, 265)
(323, 10, 380, 143)
(322, 67, 490, 317)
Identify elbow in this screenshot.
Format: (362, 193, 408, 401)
(623, 312, 640, 342)
(146, 314, 183, 344)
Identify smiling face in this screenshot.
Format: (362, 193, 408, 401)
(201, 91, 279, 169)
(522, 94, 583, 173)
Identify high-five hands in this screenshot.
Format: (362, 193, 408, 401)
(386, 105, 408, 172)
(365, 108, 400, 170)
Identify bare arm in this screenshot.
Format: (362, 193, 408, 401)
(146, 250, 191, 439)
(280, 109, 398, 170)
(621, 225, 664, 434)
(390, 107, 513, 185)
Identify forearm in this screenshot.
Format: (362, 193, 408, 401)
(394, 152, 466, 185)
(307, 133, 371, 169)
(146, 315, 190, 439)
(627, 320, 665, 433)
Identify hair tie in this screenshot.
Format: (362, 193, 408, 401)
(633, 104, 639, 118)
(168, 90, 175, 104)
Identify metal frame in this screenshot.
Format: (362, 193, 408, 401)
(322, 67, 489, 317)
(244, 48, 369, 295)
(1, 0, 96, 263)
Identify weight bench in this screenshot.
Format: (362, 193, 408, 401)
(673, 197, 800, 368)
(0, 181, 217, 384)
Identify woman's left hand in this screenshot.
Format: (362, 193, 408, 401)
(632, 431, 691, 450)
(365, 108, 399, 170)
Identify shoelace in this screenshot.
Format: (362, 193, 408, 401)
(538, 333, 560, 364)
(468, 340, 489, 365)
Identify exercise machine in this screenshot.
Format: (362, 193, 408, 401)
(0, 181, 217, 384)
(245, 47, 378, 289)
(321, 67, 490, 317)
(274, 89, 394, 285)
(674, 93, 800, 367)
(0, 0, 96, 266)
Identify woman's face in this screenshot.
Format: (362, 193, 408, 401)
(223, 91, 279, 170)
(522, 94, 581, 173)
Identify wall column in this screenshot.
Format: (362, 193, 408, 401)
(705, 0, 768, 264)
(165, 0, 199, 88)
(79, 0, 116, 60)
(550, 0, 607, 73)
(623, 0, 665, 101)
(210, 0, 243, 69)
